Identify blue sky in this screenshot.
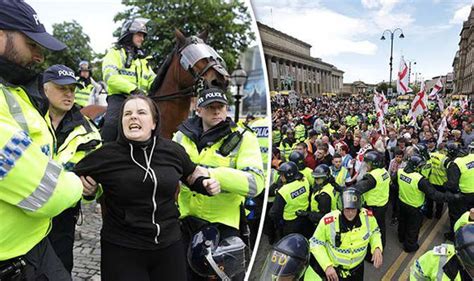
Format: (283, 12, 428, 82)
(251, 0, 473, 84)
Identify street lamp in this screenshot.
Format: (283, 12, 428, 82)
(380, 28, 405, 95)
(230, 62, 247, 122)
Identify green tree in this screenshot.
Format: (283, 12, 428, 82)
(114, 0, 255, 72)
(42, 20, 96, 77)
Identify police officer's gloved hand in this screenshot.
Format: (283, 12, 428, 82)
(295, 210, 308, 217)
(446, 192, 464, 203)
(130, 88, 147, 96)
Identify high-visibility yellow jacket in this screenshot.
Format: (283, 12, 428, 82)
(248, 117, 270, 173)
(174, 123, 264, 230)
(278, 177, 310, 221)
(310, 208, 382, 272)
(453, 154, 474, 193)
(0, 84, 83, 261)
(74, 81, 94, 107)
(102, 47, 156, 95)
(410, 244, 461, 281)
(454, 211, 474, 233)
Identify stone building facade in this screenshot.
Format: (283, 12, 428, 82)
(453, 5, 474, 100)
(257, 22, 343, 96)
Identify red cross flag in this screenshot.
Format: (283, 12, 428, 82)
(373, 90, 388, 135)
(429, 78, 443, 98)
(408, 81, 428, 120)
(397, 56, 412, 94)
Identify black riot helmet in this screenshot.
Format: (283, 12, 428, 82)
(364, 150, 384, 169)
(187, 226, 247, 280)
(312, 164, 331, 187)
(455, 224, 474, 278)
(259, 234, 310, 281)
(446, 141, 466, 159)
(413, 143, 430, 161)
(404, 154, 426, 174)
(289, 151, 305, 170)
(341, 187, 362, 209)
(278, 162, 303, 183)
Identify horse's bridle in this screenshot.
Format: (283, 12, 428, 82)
(153, 38, 228, 102)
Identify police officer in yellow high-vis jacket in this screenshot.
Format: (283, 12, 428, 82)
(308, 188, 383, 281)
(269, 161, 310, 237)
(289, 150, 314, 187)
(410, 223, 474, 281)
(444, 142, 474, 241)
(42, 65, 102, 273)
(454, 209, 474, 233)
(353, 150, 390, 247)
(173, 88, 264, 280)
(74, 60, 98, 107)
(0, 1, 90, 279)
(101, 18, 156, 142)
(393, 154, 458, 253)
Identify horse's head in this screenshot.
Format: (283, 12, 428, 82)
(174, 29, 229, 91)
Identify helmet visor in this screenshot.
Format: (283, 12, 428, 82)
(180, 43, 225, 70)
(259, 250, 307, 281)
(210, 236, 247, 278)
(457, 247, 474, 278)
(342, 191, 361, 209)
(128, 18, 149, 34)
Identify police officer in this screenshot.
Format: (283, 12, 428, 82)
(309, 188, 383, 281)
(454, 208, 474, 233)
(101, 18, 156, 142)
(425, 140, 449, 219)
(353, 150, 390, 247)
(74, 60, 97, 107)
(289, 150, 314, 187)
(0, 1, 91, 279)
(393, 154, 458, 252)
(410, 223, 474, 280)
(296, 164, 338, 235)
(42, 65, 102, 273)
(173, 87, 264, 280)
(270, 161, 310, 237)
(444, 141, 474, 240)
(280, 130, 297, 160)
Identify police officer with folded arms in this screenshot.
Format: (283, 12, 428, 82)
(42, 64, 102, 273)
(0, 1, 95, 279)
(173, 88, 264, 280)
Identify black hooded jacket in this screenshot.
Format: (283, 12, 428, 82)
(74, 115, 199, 250)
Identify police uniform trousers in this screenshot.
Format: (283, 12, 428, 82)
(365, 204, 387, 261)
(0, 237, 71, 281)
(424, 184, 444, 219)
(398, 201, 423, 252)
(389, 182, 399, 220)
(48, 203, 81, 273)
(101, 94, 126, 143)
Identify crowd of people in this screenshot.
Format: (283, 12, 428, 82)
(264, 92, 474, 280)
(0, 1, 264, 281)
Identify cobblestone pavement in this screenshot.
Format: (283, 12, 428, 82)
(72, 202, 102, 281)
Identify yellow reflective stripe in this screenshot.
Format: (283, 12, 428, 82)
(2, 86, 29, 133)
(0, 131, 32, 179)
(245, 172, 258, 197)
(17, 160, 62, 211)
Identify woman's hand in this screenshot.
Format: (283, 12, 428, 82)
(203, 178, 220, 196)
(81, 176, 97, 196)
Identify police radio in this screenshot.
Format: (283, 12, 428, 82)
(219, 126, 249, 157)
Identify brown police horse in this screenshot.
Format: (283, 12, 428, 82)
(81, 29, 229, 139)
(148, 29, 229, 139)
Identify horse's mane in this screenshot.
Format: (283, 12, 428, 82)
(149, 45, 177, 95)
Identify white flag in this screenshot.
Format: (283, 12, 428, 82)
(437, 115, 447, 145)
(397, 56, 412, 94)
(429, 78, 443, 98)
(408, 81, 428, 120)
(373, 90, 387, 135)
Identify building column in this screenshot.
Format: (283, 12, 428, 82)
(265, 56, 273, 91)
(276, 59, 281, 91)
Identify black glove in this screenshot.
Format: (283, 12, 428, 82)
(296, 210, 309, 217)
(446, 192, 464, 203)
(130, 88, 147, 96)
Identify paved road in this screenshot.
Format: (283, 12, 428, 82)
(249, 205, 452, 280)
(71, 202, 102, 281)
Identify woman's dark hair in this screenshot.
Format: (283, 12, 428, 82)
(119, 94, 161, 137)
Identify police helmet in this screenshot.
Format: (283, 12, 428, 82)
(413, 143, 430, 161)
(277, 162, 303, 183)
(364, 150, 384, 169)
(341, 188, 361, 209)
(289, 151, 305, 170)
(446, 141, 463, 159)
(404, 154, 426, 174)
(78, 60, 91, 72)
(455, 224, 474, 278)
(312, 164, 330, 179)
(259, 234, 310, 281)
(119, 18, 149, 42)
(188, 225, 247, 279)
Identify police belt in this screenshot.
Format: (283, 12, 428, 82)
(0, 257, 26, 280)
(335, 261, 363, 278)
